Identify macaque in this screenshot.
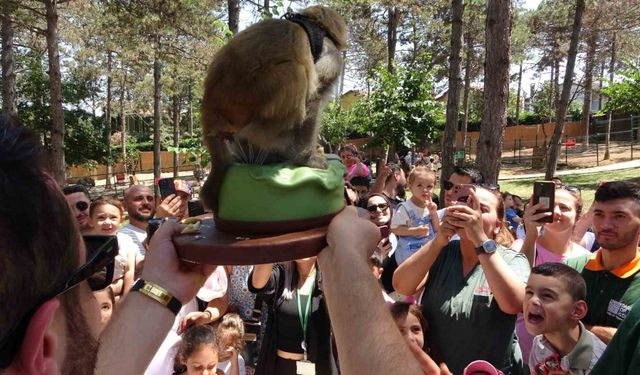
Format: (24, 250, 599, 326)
(200, 6, 348, 212)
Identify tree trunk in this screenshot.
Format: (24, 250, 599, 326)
(153, 47, 162, 184)
(386, 6, 401, 73)
(187, 83, 193, 134)
(172, 94, 181, 178)
(44, 0, 66, 185)
(263, 0, 271, 18)
(1, 7, 17, 115)
(545, 0, 585, 179)
(228, 0, 240, 35)
(598, 62, 605, 110)
(515, 61, 523, 125)
(441, 0, 464, 200)
(120, 74, 126, 172)
(460, 32, 473, 154)
(553, 57, 560, 110)
(604, 32, 616, 160)
(476, 0, 512, 185)
(581, 29, 598, 147)
(105, 51, 113, 189)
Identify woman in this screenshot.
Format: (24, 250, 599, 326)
(393, 187, 530, 375)
(249, 258, 337, 375)
(511, 185, 591, 365)
(365, 193, 396, 258)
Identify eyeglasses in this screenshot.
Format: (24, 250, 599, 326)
(75, 200, 89, 211)
(0, 235, 118, 368)
(367, 203, 389, 212)
(443, 180, 454, 191)
(443, 181, 500, 192)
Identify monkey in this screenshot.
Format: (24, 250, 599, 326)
(200, 6, 348, 213)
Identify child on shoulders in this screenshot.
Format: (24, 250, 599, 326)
(524, 263, 606, 374)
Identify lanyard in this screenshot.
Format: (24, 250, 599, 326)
(296, 289, 313, 357)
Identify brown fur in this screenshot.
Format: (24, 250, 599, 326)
(200, 6, 348, 212)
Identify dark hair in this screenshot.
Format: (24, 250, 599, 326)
(89, 196, 124, 219)
(173, 324, 218, 375)
(389, 302, 429, 350)
(62, 184, 91, 200)
(338, 144, 358, 156)
(363, 193, 393, 221)
(0, 115, 79, 367)
(452, 166, 484, 184)
(350, 176, 371, 188)
(367, 254, 382, 268)
(595, 181, 640, 207)
(531, 263, 586, 301)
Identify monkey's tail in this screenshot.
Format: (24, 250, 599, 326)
(201, 135, 232, 216)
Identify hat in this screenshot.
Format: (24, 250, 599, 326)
(174, 179, 192, 196)
(463, 360, 504, 375)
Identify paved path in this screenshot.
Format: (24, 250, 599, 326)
(499, 159, 640, 180)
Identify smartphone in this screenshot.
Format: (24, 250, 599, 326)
(533, 181, 555, 223)
(379, 225, 390, 239)
(188, 200, 205, 217)
(82, 235, 118, 289)
(451, 184, 476, 205)
(146, 218, 165, 242)
(158, 178, 177, 199)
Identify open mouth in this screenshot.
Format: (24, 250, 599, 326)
(527, 312, 544, 324)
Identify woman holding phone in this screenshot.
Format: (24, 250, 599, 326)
(393, 186, 530, 374)
(511, 184, 590, 365)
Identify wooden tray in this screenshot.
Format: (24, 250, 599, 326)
(173, 218, 328, 265)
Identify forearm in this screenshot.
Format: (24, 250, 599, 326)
(572, 209, 594, 243)
(430, 210, 440, 232)
(588, 325, 617, 344)
(96, 291, 175, 374)
(371, 174, 386, 194)
(478, 253, 525, 314)
(205, 294, 228, 322)
(391, 226, 427, 237)
(318, 246, 423, 375)
(521, 231, 538, 267)
(250, 263, 273, 290)
(393, 236, 447, 295)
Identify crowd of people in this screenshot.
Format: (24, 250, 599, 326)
(2, 114, 640, 375)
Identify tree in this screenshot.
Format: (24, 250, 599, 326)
(441, 0, 463, 196)
(545, 0, 585, 179)
(1, 4, 18, 115)
(228, 0, 240, 34)
(476, 0, 513, 184)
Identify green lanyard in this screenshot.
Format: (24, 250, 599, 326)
(296, 289, 313, 356)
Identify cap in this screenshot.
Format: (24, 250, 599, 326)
(463, 360, 504, 375)
(174, 180, 192, 196)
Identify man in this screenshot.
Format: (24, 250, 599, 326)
(372, 163, 405, 210)
(118, 185, 156, 256)
(62, 184, 92, 232)
(566, 181, 640, 344)
(438, 166, 484, 221)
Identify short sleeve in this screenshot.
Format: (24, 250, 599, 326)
(502, 248, 531, 284)
(197, 266, 228, 302)
(391, 203, 411, 228)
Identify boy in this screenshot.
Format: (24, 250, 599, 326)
(524, 263, 607, 374)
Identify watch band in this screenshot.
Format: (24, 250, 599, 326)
(132, 279, 182, 315)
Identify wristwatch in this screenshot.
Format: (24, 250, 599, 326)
(475, 239, 498, 255)
(131, 279, 182, 315)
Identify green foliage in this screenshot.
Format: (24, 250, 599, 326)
(168, 135, 210, 168)
(530, 81, 555, 120)
(601, 61, 640, 114)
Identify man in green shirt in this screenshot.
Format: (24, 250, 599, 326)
(565, 181, 640, 344)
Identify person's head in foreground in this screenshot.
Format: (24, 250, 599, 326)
(524, 263, 587, 339)
(389, 302, 429, 352)
(174, 324, 222, 375)
(62, 184, 92, 231)
(88, 196, 125, 236)
(366, 193, 392, 227)
(592, 180, 640, 251)
(0, 114, 104, 375)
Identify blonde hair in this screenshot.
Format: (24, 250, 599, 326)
(407, 166, 436, 185)
(216, 313, 245, 352)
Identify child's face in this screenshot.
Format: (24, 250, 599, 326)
(340, 151, 357, 167)
(91, 204, 122, 236)
(93, 289, 113, 331)
(183, 344, 219, 375)
(394, 312, 424, 349)
(504, 195, 514, 208)
(524, 274, 582, 337)
(408, 174, 435, 204)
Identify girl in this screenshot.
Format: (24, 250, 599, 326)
(338, 144, 369, 181)
(391, 166, 440, 265)
(389, 302, 429, 353)
(93, 286, 115, 333)
(173, 325, 225, 375)
(216, 313, 245, 375)
(88, 197, 135, 305)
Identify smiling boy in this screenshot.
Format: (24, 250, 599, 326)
(525, 263, 606, 374)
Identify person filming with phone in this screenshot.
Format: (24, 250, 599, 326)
(393, 185, 530, 374)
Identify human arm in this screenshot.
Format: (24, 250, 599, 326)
(177, 294, 229, 334)
(371, 165, 392, 194)
(519, 201, 550, 267)
(428, 200, 440, 233)
(391, 225, 430, 237)
(586, 324, 617, 344)
(572, 202, 594, 245)
(318, 207, 426, 375)
(96, 220, 216, 375)
(249, 263, 275, 291)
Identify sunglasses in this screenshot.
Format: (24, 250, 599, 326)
(75, 200, 89, 211)
(367, 203, 389, 212)
(0, 235, 118, 368)
(557, 184, 582, 197)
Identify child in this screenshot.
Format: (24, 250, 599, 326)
(501, 192, 521, 233)
(389, 302, 429, 353)
(173, 325, 225, 375)
(369, 255, 394, 302)
(88, 197, 135, 305)
(93, 286, 115, 333)
(215, 313, 244, 375)
(524, 263, 606, 374)
(391, 166, 440, 264)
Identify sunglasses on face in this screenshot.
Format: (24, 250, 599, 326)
(443, 180, 454, 191)
(556, 184, 582, 197)
(0, 235, 118, 368)
(75, 200, 89, 211)
(367, 203, 389, 212)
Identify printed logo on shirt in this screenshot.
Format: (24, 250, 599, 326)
(474, 285, 492, 297)
(607, 299, 631, 321)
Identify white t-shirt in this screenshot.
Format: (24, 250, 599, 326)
(117, 223, 147, 257)
(218, 356, 246, 375)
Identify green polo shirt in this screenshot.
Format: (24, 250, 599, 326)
(565, 250, 640, 328)
(420, 241, 530, 375)
(590, 298, 640, 375)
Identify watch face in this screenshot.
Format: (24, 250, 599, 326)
(483, 240, 498, 253)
